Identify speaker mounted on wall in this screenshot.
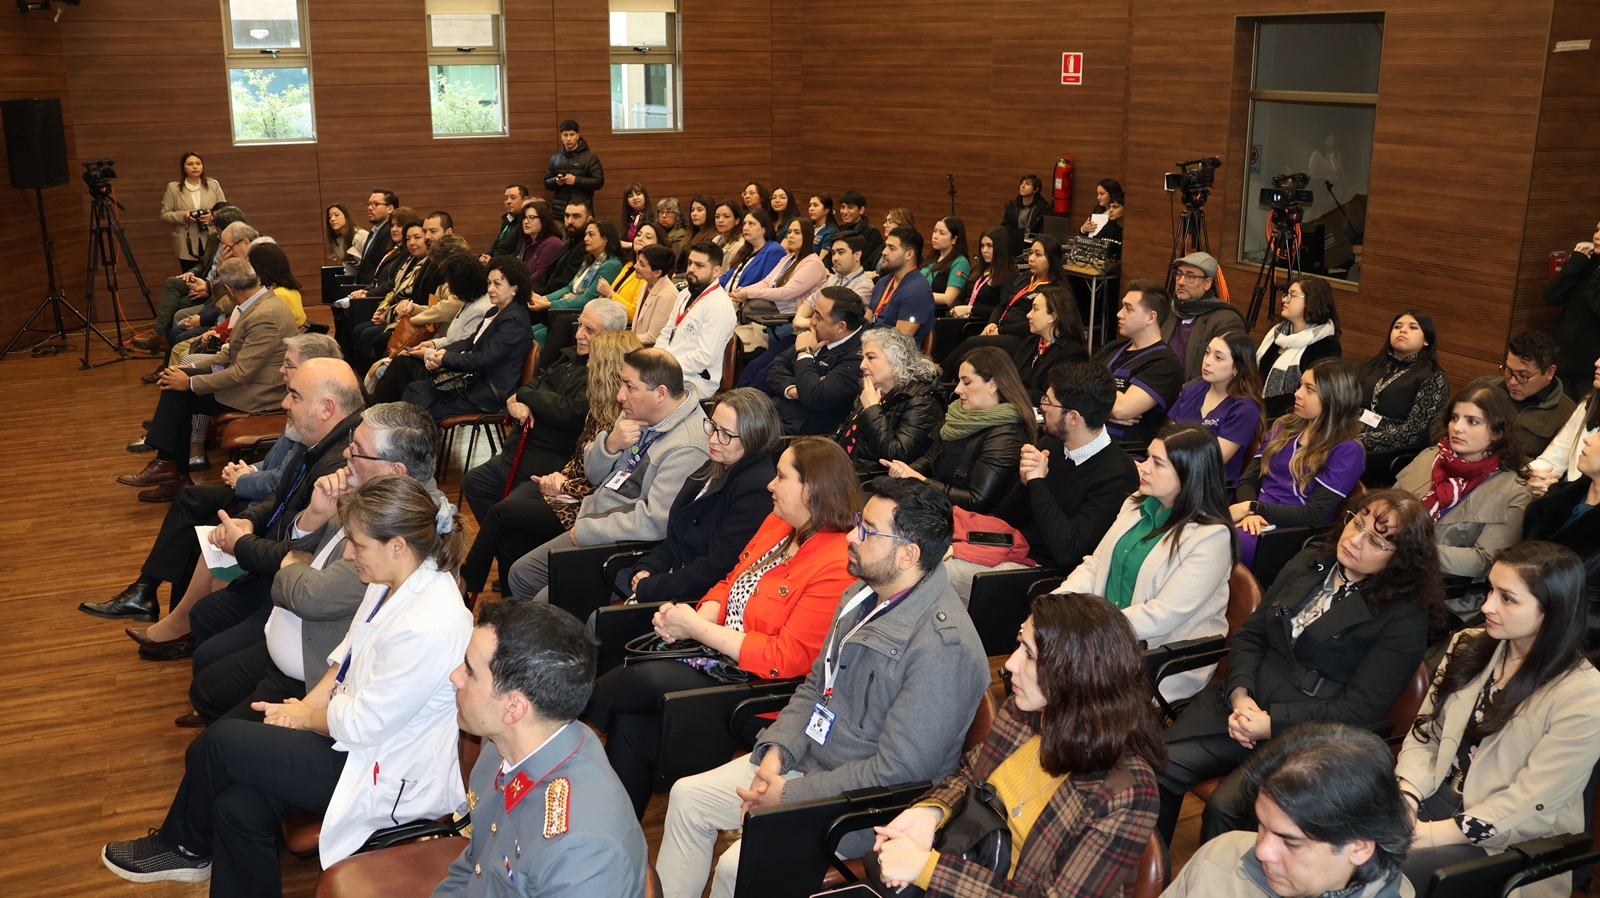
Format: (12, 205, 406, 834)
(2, 97, 70, 190)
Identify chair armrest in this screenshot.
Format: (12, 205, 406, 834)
(1144, 635, 1226, 723)
(730, 681, 803, 748)
(601, 548, 657, 602)
(1251, 525, 1327, 589)
(655, 679, 801, 793)
(593, 602, 667, 676)
(968, 568, 1064, 656)
(545, 540, 660, 622)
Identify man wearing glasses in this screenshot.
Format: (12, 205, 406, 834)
(1430, 329, 1575, 456)
(1164, 252, 1246, 381)
(134, 213, 252, 355)
(655, 477, 989, 898)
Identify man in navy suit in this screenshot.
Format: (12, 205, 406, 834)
(766, 288, 866, 435)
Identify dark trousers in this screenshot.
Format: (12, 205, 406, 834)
(460, 486, 566, 593)
(155, 276, 199, 335)
(190, 575, 275, 675)
(941, 335, 1023, 380)
(148, 384, 238, 474)
(338, 298, 382, 359)
(588, 659, 719, 818)
(368, 354, 426, 404)
(461, 442, 568, 524)
(191, 640, 306, 724)
(737, 330, 794, 394)
(402, 378, 494, 422)
(159, 719, 345, 898)
(142, 485, 251, 607)
(1156, 731, 1255, 845)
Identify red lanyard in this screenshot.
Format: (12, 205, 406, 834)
(874, 274, 903, 316)
(674, 283, 719, 327)
(1002, 279, 1045, 317)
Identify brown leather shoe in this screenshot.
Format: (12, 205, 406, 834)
(131, 333, 166, 353)
(140, 367, 163, 384)
(174, 712, 205, 728)
(125, 627, 195, 651)
(117, 458, 178, 487)
(138, 475, 191, 503)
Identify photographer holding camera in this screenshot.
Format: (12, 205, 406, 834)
(159, 152, 226, 274)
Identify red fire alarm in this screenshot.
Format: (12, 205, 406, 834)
(1061, 52, 1083, 85)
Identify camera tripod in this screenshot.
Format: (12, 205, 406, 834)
(0, 188, 119, 364)
(1167, 189, 1211, 293)
(82, 186, 155, 368)
(1246, 208, 1303, 326)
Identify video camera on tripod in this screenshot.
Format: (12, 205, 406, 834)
(1260, 172, 1313, 213)
(81, 157, 116, 199)
(1164, 156, 1221, 208)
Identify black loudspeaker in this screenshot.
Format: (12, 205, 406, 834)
(2, 97, 70, 190)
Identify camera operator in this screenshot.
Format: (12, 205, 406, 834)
(159, 153, 225, 274)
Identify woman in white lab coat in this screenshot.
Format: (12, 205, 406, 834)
(101, 475, 473, 897)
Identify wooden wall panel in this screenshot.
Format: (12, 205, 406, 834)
(1513, 0, 1600, 356)
(0, 7, 89, 347)
(1121, 0, 1554, 385)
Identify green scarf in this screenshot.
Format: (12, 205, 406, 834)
(940, 399, 1022, 442)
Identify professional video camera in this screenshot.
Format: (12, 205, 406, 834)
(1259, 172, 1313, 210)
(82, 158, 117, 199)
(1164, 156, 1221, 208)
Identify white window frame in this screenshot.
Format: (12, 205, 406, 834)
(426, 0, 508, 138)
(220, 0, 317, 145)
(609, 0, 682, 133)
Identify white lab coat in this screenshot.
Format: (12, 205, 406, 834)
(655, 283, 738, 402)
(318, 560, 472, 866)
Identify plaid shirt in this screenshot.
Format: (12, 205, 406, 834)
(919, 699, 1159, 898)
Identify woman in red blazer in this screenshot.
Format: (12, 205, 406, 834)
(589, 437, 863, 817)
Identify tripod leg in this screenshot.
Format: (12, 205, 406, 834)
(112, 219, 156, 317)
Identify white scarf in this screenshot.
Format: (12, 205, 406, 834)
(1257, 320, 1336, 397)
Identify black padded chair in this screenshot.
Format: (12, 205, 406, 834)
(731, 781, 932, 898)
(652, 678, 803, 793)
(544, 540, 659, 623)
(967, 568, 1065, 656)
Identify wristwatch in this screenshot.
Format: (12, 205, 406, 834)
(1248, 501, 1261, 516)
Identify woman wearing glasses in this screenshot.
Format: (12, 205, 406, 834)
(589, 436, 861, 817)
(612, 388, 782, 605)
(1231, 358, 1367, 568)
(1256, 275, 1343, 419)
(1396, 541, 1600, 896)
(1157, 488, 1443, 845)
(1394, 384, 1532, 579)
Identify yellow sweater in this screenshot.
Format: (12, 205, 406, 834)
(913, 734, 1065, 888)
(609, 263, 643, 320)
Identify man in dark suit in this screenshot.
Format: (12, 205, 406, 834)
(767, 288, 866, 435)
(352, 189, 397, 287)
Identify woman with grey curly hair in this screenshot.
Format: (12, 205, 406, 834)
(834, 327, 946, 472)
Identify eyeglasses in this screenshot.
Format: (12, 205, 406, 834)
(1284, 290, 1307, 301)
(1498, 364, 1545, 383)
(1038, 395, 1063, 411)
(1173, 271, 1209, 282)
(346, 442, 388, 463)
(1344, 511, 1396, 553)
(854, 512, 913, 545)
(703, 419, 741, 444)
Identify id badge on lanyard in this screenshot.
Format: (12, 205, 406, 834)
(808, 586, 881, 745)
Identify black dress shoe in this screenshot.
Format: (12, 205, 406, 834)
(174, 712, 206, 728)
(79, 582, 160, 622)
(139, 642, 195, 661)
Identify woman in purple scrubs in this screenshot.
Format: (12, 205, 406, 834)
(1170, 329, 1265, 484)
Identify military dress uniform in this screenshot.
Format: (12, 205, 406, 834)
(431, 723, 649, 897)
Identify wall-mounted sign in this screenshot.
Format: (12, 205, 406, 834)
(1062, 52, 1083, 85)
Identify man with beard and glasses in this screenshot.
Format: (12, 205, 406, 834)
(654, 477, 988, 898)
(81, 335, 343, 624)
(655, 242, 739, 402)
(1164, 252, 1246, 381)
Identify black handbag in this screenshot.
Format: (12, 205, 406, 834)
(863, 782, 1012, 896)
(623, 633, 750, 685)
(430, 368, 473, 398)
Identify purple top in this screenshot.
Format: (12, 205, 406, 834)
(1257, 428, 1365, 510)
(1168, 317, 1198, 369)
(518, 232, 564, 284)
(1170, 381, 1262, 482)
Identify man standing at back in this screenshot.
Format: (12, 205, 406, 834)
(543, 120, 604, 219)
(655, 478, 990, 898)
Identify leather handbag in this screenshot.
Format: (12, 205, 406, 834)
(623, 633, 750, 685)
(385, 313, 435, 358)
(863, 782, 1012, 897)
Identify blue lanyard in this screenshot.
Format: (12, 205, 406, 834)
(263, 460, 311, 534)
(625, 429, 665, 473)
(335, 585, 393, 684)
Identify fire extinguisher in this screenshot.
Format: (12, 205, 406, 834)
(1052, 156, 1073, 215)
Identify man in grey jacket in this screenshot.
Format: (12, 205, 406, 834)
(655, 478, 990, 898)
(184, 402, 445, 726)
(506, 347, 710, 603)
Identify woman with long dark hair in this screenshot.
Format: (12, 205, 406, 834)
(1232, 357, 1367, 567)
(1396, 541, 1600, 895)
(733, 216, 825, 314)
(620, 181, 651, 244)
(514, 199, 563, 284)
(942, 235, 1066, 380)
(323, 202, 366, 276)
(1170, 329, 1266, 483)
(883, 346, 1034, 513)
(1395, 383, 1532, 579)
(529, 219, 623, 345)
(682, 194, 719, 269)
(768, 185, 798, 234)
(1159, 488, 1444, 843)
(808, 193, 838, 257)
(721, 208, 784, 291)
(869, 591, 1163, 896)
(950, 226, 1011, 323)
(1059, 422, 1239, 700)
(1355, 310, 1451, 473)
(1257, 275, 1343, 419)
(1010, 284, 1089, 401)
(160, 151, 225, 272)
(1079, 178, 1125, 237)
(590, 435, 861, 817)
(922, 216, 972, 309)
(713, 199, 745, 269)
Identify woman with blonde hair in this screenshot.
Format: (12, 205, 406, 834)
(460, 328, 643, 603)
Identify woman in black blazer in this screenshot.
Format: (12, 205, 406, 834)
(403, 256, 534, 421)
(1522, 433, 1600, 645)
(1010, 284, 1089, 403)
(941, 235, 1068, 380)
(1156, 488, 1444, 843)
(884, 346, 1034, 514)
(617, 388, 782, 602)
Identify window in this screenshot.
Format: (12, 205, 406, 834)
(609, 0, 679, 131)
(426, 0, 506, 137)
(222, 0, 315, 144)
(1239, 17, 1382, 283)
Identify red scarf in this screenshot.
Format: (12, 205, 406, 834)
(1420, 439, 1501, 520)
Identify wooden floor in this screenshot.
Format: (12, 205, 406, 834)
(0, 318, 1205, 897)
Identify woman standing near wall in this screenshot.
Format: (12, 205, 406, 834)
(160, 152, 225, 273)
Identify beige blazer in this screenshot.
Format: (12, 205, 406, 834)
(1396, 449, 1532, 579)
(1396, 630, 1600, 898)
(190, 288, 295, 413)
(1058, 496, 1232, 701)
(160, 178, 226, 260)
